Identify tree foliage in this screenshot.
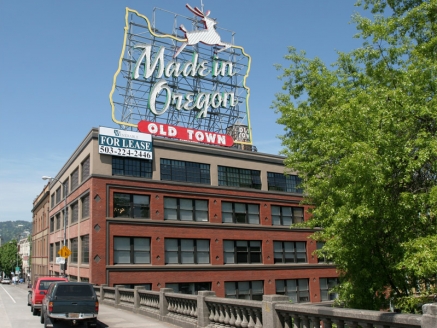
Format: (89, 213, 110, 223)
(0, 240, 21, 277)
(273, 0, 436, 310)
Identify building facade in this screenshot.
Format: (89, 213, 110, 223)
(34, 127, 337, 302)
(18, 236, 31, 280)
(31, 184, 50, 279)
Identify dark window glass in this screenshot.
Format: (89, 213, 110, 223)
(55, 213, 61, 230)
(222, 202, 259, 224)
(225, 281, 263, 300)
(267, 172, 303, 193)
(51, 194, 55, 208)
(317, 242, 333, 263)
(70, 238, 78, 263)
(114, 237, 150, 264)
(81, 157, 90, 181)
(320, 278, 339, 301)
(81, 194, 90, 219)
(223, 240, 262, 264)
(166, 282, 211, 295)
(71, 202, 78, 224)
(274, 241, 307, 263)
(55, 242, 60, 262)
(63, 179, 69, 199)
(112, 157, 152, 178)
(165, 239, 210, 264)
(113, 193, 150, 218)
(50, 217, 54, 233)
(164, 197, 208, 222)
(55, 187, 61, 204)
(271, 206, 304, 225)
(49, 243, 54, 262)
(71, 168, 79, 190)
(160, 159, 210, 184)
(276, 279, 310, 303)
(81, 235, 89, 264)
(218, 166, 261, 190)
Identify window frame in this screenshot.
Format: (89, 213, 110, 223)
(267, 172, 303, 193)
(222, 202, 260, 224)
(160, 159, 211, 184)
(218, 166, 261, 190)
(81, 235, 89, 264)
(224, 281, 264, 300)
(273, 241, 307, 264)
(113, 237, 151, 264)
(271, 205, 304, 226)
(276, 279, 310, 303)
(164, 197, 209, 222)
(223, 240, 262, 264)
(113, 192, 150, 219)
(165, 239, 210, 264)
(70, 237, 78, 263)
(112, 157, 152, 178)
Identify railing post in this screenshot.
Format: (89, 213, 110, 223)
(422, 303, 437, 328)
(159, 288, 173, 319)
(114, 285, 120, 306)
(262, 295, 290, 328)
(197, 291, 216, 328)
(100, 284, 107, 301)
(134, 286, 142, 310)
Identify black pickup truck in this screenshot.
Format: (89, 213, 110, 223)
(40, 282, 98, 328)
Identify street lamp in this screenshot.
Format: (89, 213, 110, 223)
(42, 175, 67, 277)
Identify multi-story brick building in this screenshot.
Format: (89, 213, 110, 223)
(34, 127, 337, 303)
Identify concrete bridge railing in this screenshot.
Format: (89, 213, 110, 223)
(94, 285, 437, 328)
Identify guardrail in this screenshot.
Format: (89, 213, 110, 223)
(93, 285, 436, 328)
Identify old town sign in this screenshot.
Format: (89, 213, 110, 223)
(110, 4, 252, 147)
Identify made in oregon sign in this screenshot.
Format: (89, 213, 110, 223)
(110, 4, 252, 147)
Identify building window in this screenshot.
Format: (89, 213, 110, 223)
(113, 193, 150, 218)
(81, 194, 90, 219)
(55, 242, 60, 261)
(276, 279, 309, 303)
(81, 277, 90, 282)
(166, 282, 211, 295)
(274, 241, 307, 263)
(55, 213, 61, 230)
(165, 239, 210, 264)
(271, 206, 304, 226)
(222, 202, 259, 224)
(115, 283, 151, 290)
(224, 240, 262, 264)
(81, 235, 89, 264)
(71, 168, 79, 190)
(55, 187, 61, 204)
(49, 243, 54, 262)
(164, 197, 208, 222)
(160, 159, 210, 184)
(63, 179, 69, 198)
(70, 238, 78, 263)
(114, 237, 150, 264)
(320, 278, 339, 301)
(317, 242, 332, 263)
(81, 156, 90, 181)
(71, 202, 78, 224)
(50, 217, 54, 233)
(218, 166, 261, 189)
(225, 281, 264, 300)
(112, 157, 152, 178)
(69, 275, 78, 282)
(267, 172, 303, 193)
(51, 194, 55, 208)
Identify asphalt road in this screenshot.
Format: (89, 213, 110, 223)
(0, 283, 177, 328)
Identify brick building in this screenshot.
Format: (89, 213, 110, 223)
(34, 127, 337, 302)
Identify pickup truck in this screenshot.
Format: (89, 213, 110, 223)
(28, 276, 68, 315)
(40, 282, 98, 328)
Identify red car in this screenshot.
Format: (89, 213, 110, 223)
(28, 276, 68, 316)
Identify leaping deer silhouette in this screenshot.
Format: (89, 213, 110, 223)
(174, 4, 231, 58)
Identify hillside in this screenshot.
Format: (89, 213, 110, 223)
(0, 220, 32, 245)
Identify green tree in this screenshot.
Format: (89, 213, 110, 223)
(273, 0, 437, 311)
(0, 240, 22, 277)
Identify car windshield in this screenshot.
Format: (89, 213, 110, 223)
(56, 285, 94, 299)
(39, 280, 62, 290)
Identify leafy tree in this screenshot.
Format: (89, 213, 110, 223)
(0, 240, 22, 277)
(273, 0, 437, 310)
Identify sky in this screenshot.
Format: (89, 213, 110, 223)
(0, 0, 369, 223)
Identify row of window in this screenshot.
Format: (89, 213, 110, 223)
(50, 194, 90, 232)
(113, 237, 311, 265)
(115, 278, 339, 302)
(51, 156, 90, 208)
(112, 157, 303, 193)
(113, 193, 305, 225)
(49, 235, 89, 264)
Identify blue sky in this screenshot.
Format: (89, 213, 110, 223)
(0, 0, 368, 223)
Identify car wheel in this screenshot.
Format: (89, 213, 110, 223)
(32, 306, 38, 316)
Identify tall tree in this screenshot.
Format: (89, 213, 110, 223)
(273, 0, 436, 311)
(0, 240, 21, 277)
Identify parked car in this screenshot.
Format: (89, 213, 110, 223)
(1, 277, 11, 284)
(41, 282, 98, 328)
(28, 276, 68, 315)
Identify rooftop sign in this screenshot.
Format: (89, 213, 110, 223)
(110, 5, 252, 147)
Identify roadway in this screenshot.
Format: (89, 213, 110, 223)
(0, 282, 177, 328)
